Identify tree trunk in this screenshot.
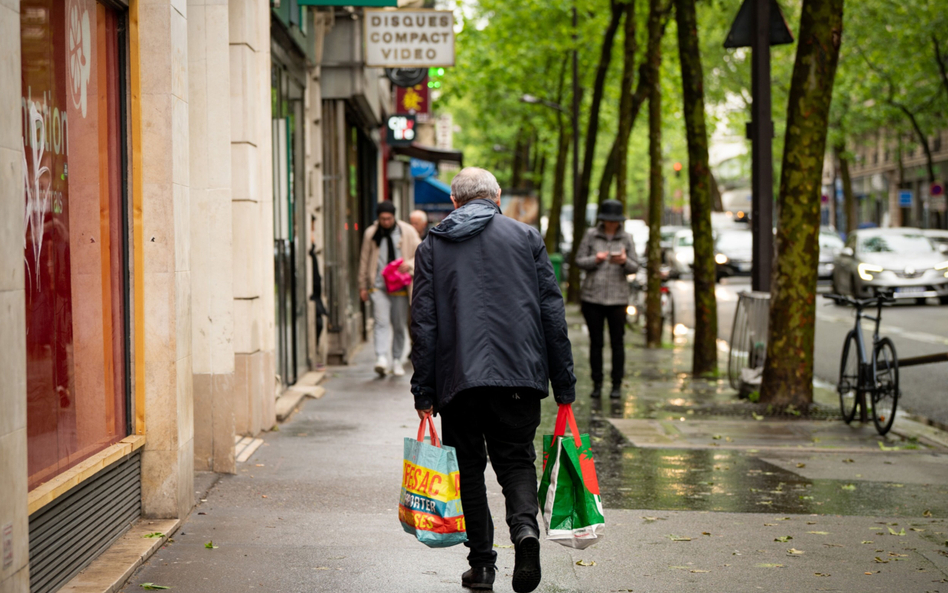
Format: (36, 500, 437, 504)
(675, 0, 717, 376)
(934, 34, 948, 111)
(614, 0, 638, 210)
(835, 143, 856, 235)
(759, 0, 844, 407)
(598, 145, 619, 204)
(645, 0, 664, 348)
(546, 119, 571, 254)
(567, 0, 624, 303)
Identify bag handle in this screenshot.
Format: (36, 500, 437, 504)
(553, 404, 582, 448)
(417, 413, 441, 448)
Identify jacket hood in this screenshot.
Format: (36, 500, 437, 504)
(429, 199, 500, 242)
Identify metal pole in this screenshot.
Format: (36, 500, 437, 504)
(572, 5, 580, 219)
(750, 0, 773, 293)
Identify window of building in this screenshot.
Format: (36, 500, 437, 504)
(22, 0, 129, 490)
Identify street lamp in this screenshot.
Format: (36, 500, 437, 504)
(519, 94, 569, 114)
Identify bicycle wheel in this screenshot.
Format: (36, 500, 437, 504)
(871, 338, 899, 435)
(838, 330, 860, 423)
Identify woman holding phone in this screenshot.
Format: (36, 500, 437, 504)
(574, 199, 638, 399)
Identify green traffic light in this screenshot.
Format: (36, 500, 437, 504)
(437, 68, 445, 76)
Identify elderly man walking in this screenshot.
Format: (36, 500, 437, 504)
(358, 201, 420, 377)
(410, 167, 576, 592)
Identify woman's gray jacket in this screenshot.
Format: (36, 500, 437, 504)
(574, 224, 639, 306)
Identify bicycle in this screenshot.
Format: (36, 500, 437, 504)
(823, 291, 899, 435)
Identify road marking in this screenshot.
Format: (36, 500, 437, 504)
(816, 312, 948, 346)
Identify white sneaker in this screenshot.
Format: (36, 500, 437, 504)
(392, 361, 405, 377)
(374, 356, 388, 377)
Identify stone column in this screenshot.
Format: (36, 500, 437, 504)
(0, 3, 29, 590)
(189, 0, 235, 474)
(230, 0, 275, 435)
(139, 0, 195, 518)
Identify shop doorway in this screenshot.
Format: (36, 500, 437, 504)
(272, 65, 308, 387)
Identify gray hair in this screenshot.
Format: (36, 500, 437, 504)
(450, 167, 501, 205)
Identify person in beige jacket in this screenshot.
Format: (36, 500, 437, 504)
(358, 201, 421, 377)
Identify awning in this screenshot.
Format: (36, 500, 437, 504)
(414, 176, 453, 210)
(392, 143, 463, 166)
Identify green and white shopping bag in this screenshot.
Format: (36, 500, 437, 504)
(538, 404, 605, 549)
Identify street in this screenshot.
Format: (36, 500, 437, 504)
(666, 277, 948, 426)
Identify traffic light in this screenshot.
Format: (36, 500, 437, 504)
(428, 67, 445, 89)
(673, 161, 682, 178)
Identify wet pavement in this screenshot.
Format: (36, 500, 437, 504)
(562, 308, 948, 518)
(119, 305, 948, 592)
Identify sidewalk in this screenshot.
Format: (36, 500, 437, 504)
(120, 308, 948, 592)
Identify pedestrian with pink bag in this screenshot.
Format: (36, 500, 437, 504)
(358, 201, 421, 377)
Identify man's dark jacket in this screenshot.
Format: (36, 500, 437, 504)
(410, 198, 576, 411)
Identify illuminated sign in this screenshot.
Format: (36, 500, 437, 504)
(386, 114, 416, 146)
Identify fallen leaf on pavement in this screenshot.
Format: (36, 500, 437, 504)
(787, 548, 805, 555)
(753, 413, 764, 421)
(861, 540, 874, 544)
(923, 510, 933, 517)
(668, 535, 692, 541)
(690, 569, 710, 573)
(642, 516, 666, 523)
(756, 563, 785, 568)
(888, 527, 906, 536)
(796, 463, 806, 468)
(142, 532, 164, 539)
(775, 536, 792, 543)
(493, 544, 513, 549)
(807, 531, 830, 535)
(702, 532, 711, 536)
(814, 572, 830, 577)
(841, 484, 856, 491)
(313, 567, 330, 570)
(874, 557, 888, 563)
(843, 459, 854, 463)
(205, 541, 218, 549)
(140, 584, 170, 590)
(575, 560, 596, 567)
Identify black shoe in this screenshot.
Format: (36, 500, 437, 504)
(462, 566, 495, 591)
(590, 383, 602, 398)
(512, 536, 541, 593)
(609, 383, 622, 399)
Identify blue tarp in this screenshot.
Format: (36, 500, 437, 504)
(414, 176, 453, 209)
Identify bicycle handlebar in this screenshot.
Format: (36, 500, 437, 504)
(822, 290, 895, 308)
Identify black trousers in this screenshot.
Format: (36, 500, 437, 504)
(440, 388, 542, 569)
(581, 301, 626, 384)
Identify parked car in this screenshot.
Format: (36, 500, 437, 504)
(922, 228, 948, 252)
(818, 228, 844, 279)
(714, 229, 753, 280)
(832, 228, 948, 304)
(666, 229, 694, 278)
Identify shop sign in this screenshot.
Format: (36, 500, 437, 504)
(364, 9, 455, 68)
(387, 114, 417, 146)
(395, 79, 429, 119)
(898, 190, 913, 208)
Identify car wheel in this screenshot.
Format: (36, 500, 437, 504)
(831, 273, 841, 295)
(940, 295, 948, 305)
(915, 297, 927, 306)
(850, 275, 858, 297)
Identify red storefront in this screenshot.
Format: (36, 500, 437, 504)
(21, 1, 138, 591)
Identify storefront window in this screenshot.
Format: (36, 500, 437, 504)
(22, 0, 128, 489)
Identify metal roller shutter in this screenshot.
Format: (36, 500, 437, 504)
(28, 451, 142, 593)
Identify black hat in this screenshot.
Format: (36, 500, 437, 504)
(377, 201, 396, 215)
(598, 199, 624, 222)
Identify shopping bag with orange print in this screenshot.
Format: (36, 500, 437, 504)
(538, 403, 605, 549)
(399, 414, 468, 547)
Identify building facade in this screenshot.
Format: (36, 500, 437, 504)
(0, 1, 394, 591)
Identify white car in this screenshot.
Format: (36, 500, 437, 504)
(832, 228, 948, 304)
(667, 229, 694, 277)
